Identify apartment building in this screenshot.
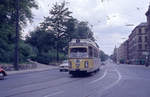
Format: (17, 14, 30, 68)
(117, 40, 129, 64)
(113, 5, 150, 65)
(128, 23, 149, 65)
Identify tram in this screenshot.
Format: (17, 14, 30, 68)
(68, 39, 101, 75)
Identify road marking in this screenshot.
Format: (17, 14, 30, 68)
(44, 91, 64, 97)
(89, 70, 108, 84)
(103, 68, 122, 90)
(86, 68, 122, 97)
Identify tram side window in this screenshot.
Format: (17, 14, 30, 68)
(88, 46, 93, 57)
(94, 49, 98, 58)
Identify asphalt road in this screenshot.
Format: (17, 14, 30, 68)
(1, 61, 150, 97)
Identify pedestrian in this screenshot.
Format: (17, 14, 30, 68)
(145, 60, 149, 67)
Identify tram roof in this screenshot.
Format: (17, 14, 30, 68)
(69, 39, 99, 48)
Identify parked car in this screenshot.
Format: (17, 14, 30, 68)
(0, 66, 7, 80)
(59, 60, 69, 72)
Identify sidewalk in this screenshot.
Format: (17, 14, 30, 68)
(116, 63, 150, 68)
(7, 61, 58, 75)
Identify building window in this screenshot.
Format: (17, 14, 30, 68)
(139, 28, 142, 34)
(94, 49, 98, 58)
(145, 44, 148, 50)
(145, 36, 148, 42)
(88, 46, 93, 57)
(145, 28, 148, 32)
(138, 36, 142, 42)
(138, 44, 142, 50)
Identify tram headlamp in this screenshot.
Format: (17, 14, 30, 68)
(84, 61, 88, 68)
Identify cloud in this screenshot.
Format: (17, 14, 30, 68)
(24, 0, 150, 55)
(93, 25, 131, 55)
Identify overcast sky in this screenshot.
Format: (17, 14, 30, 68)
(24, 0, 150, 55)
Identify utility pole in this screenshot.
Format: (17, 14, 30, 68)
(56, 35, 59, 64)
(14, 0, 19, 70)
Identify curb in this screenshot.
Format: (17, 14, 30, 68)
(7, 66, 58, 75)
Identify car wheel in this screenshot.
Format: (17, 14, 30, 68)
(0, 73, 4, 80)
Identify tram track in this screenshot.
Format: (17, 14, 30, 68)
(85, 68, 122, 97)
(5, 75, 84, 97)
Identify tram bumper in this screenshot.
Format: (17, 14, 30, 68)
(69, 70, 87, 75)
(69, 68, 92, 75)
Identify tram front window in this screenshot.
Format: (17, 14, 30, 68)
(71, 48, 87, 53)
(70, 48, 88, 58)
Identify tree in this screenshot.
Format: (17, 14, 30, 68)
(26, 27, 55, 53)
(41, 1, 72, 62)
(0, 0, 38, 63)
(65, 20, 95, 41)
(0, 0, 38, 29)
(26, 1, 96, 64)
(100, 50, 109, 61)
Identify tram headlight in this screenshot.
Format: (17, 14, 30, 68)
(84, 61, 88, 68)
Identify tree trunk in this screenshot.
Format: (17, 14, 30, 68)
(14, 0, 19, 70)
(56, 39, 59, 63)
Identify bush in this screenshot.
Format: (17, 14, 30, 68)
(32, 48, 67, 64)
(19, 42, 37, 62)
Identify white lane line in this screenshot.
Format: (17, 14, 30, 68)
(103, 68, 122, 90)
(89, 70, 108, 84)
(44, 91, 64, 97)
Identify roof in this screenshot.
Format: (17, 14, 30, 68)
(132, 22, 147, 32)
(69, 39, 99, 48)
(137, 22, 147, 27)
(129, 22, 147, 38)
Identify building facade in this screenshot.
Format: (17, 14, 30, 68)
(112, 46, 118, 63)
(117, 40, 129, 64)
(128, 23, 149, 65)
(113, 5, 150, 65)
(145, 5, 150, 65)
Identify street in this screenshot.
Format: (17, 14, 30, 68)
(1, 61, 150, 97)
(1, 1, 150, 97)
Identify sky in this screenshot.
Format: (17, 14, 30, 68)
(24, 0, 150, 55)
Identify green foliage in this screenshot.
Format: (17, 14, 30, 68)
(0, 0, 38, 28)
(100, 50, 109, 62)
(40, 1, 73, 62)
(19, 41, 36, 62)
(0, 0, 97, 64)
(26, 1, 95, 64)
(0, 0, 38, 63)
(26, 27, 55, 53)
(34, 50, 67, 64)
(64, 18, 95, 41)
(74, 21, 95, 40)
